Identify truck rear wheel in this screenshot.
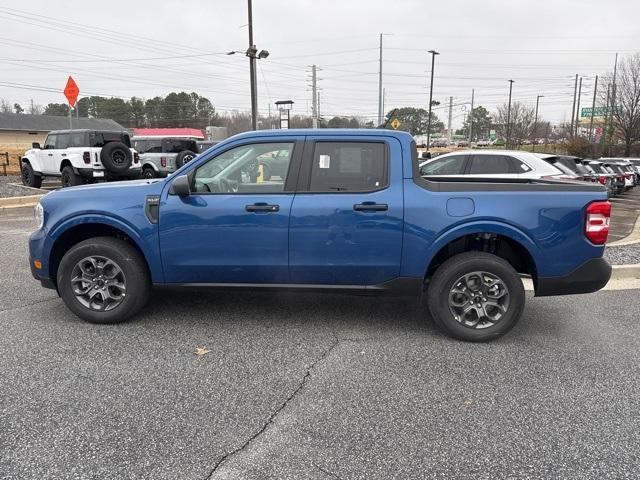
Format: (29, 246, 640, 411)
(61, 166, 83, 187)
(57, 237, 151, 324)
(427, 252, 525, 342)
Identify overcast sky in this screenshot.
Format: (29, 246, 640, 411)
(0, 0, 638, 128)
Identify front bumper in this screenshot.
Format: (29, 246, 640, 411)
(29, 256, 56, 289)
(535, 257, 611, 297)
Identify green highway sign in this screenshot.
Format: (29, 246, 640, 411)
(581, 106, 621, 117)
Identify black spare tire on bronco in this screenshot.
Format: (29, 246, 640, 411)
(175, 150, 197, 168)
(100, 142, 132, 173)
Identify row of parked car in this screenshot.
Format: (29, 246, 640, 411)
(418, 150, 639, 198)
(19, 128, 218, 188)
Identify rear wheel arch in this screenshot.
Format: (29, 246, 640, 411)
(424, 230, 538, 288)
(48, 222, 152, 286)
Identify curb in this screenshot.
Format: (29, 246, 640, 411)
(0, 194, 44, 210)
(610, 263, 640, 280)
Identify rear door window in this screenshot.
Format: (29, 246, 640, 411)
(69, 131, 85, 148)
(467, 154, 518, 174)
(420, 155, 466, 175)
(145, 140, 162, 153)
(309, 142, 387, 192)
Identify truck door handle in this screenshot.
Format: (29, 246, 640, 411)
(47, 153, 53, 156)
(245, 203, 279, 212)
(61, 153, 66, 157)
(353, 203, 388, 212)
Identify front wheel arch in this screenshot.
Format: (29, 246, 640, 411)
(48, 222, 153, 287)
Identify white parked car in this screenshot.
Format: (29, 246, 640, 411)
(21, 129, 141, 188)
(418, 149, 565, 180)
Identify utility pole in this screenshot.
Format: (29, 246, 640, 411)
(532, 95, 543, 152)
(311, 64, 318, 128)
(570, 74, 578, 135)
(575, 77, 583, 136)
(426, 50, 439, 150)
(317, 91, 321, 120)
(247, 0, 258, 130)
(378, 34, 383, 126)
(468, 88, 475, 143)
(447, 96, 453, 145)
(608, 53, 619, 153)
(589, 75, 598, 142)
(506, 79, 514, 148)
(382, 88, 386, 119)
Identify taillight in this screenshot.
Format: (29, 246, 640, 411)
(83, 151, 90, 164)
(585, 201, 611, 245)
(160, 156, 167, 167)
(134, 152, 139, 163)
(598, 175, 606, 185)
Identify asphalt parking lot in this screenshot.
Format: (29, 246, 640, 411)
(609, 186, 640, 242)
(1, 208, 639, 479)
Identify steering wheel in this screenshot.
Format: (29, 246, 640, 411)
(219, 178, 239, 193)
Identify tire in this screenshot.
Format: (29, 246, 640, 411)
(427, 252, 525, 342)
(21, 162, 42, 188)
(175, 150, 197, 168)
(60, 166, 83, 188)
(142, 166, 157, 179)
(57, 237, 151, 324)
(100, 142, 132, 173)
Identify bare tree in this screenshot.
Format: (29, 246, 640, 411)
(602, 53, 640, 156)
(28, 102, 45, 115)
(494, 102, 535, 148)
(0, 98, 12, 113)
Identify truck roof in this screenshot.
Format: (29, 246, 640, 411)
(47, 129, 128, 135)
(227, 128, 415, 142)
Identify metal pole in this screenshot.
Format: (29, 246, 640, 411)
(378, 33, 383, 126)
(68, 103, 72, 130)
(589, 75, 598, 142)
(468, 88, 474, 143)
(382, 87, 386, 119)
(247, 0, 258, 130)
(506, 80, 514, 148)
(447, 96, 453, 145)
(570, 74, 578, 135)
(312, 64, 318, 128)
(532, 95, 542, 153)
(426, 50, 439, 150)
(575, 77, 582, 136)
(608, 53, 619, 153)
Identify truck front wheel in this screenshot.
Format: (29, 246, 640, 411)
(427, 252, 525, 342)
(21, 162, 42, 188)
(57, 237, 151, 324)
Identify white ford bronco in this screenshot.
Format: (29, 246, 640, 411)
(21, 129, 141, 188)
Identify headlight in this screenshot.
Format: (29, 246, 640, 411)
(34, 202, 44, 230)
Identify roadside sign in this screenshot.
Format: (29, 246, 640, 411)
(489, 129, 497, 141)
(581, 106, 621, 117)
(390, 118, 401, 130)
(64, 76, 79, 107)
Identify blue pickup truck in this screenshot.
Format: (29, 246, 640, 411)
(29, 129, 612, 341)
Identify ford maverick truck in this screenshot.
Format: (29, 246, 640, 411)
(29, 129, 612, 341)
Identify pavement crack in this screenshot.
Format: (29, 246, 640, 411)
(313, 462, 344, 479)
(0, 297, 59, 314)
(205, 335, 340, 479)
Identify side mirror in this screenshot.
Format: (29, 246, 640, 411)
(32, 142, 41, 149)
(169, 174, 191, 196)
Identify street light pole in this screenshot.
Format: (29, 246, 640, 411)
(532, 94, 543, 152)
(247, 0, 258, 130)
(426, 50, 439, 150)
(589, 75, 598, 142)
(506, 79, 514, 148)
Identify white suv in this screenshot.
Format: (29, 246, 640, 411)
(21, 129, 141, 188)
